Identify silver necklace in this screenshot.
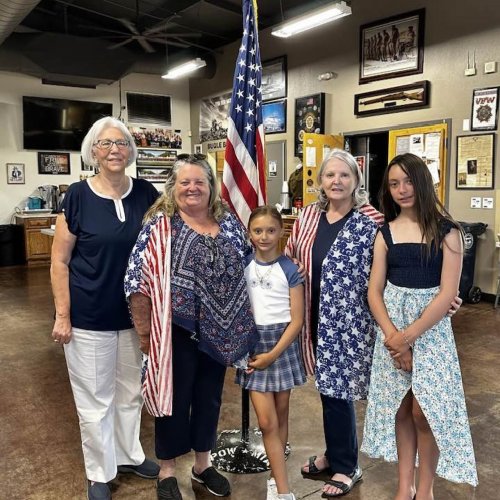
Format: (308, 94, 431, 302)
(251, 262, 274, 289)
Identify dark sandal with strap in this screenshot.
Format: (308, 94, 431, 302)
(321, 466, 362, 498)
(301, 455, 331, 477)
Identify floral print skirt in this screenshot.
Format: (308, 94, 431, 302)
(361, 282, 478, 486)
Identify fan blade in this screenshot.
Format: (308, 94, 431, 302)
(118, 18, 140, 35)
(107, 39, 134, 50)
(142, 14, 179, 36)
(147, 37, 190, 49)
(77, 24, 131, 36)
(137, 37, 156, 53)
(147, 32, 202, 39)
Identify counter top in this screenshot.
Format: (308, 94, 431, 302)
(15, 212, 57, 219)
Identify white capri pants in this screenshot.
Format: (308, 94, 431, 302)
(64, 327, 146, 483)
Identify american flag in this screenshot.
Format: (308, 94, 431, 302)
(222, 0, 266, 226)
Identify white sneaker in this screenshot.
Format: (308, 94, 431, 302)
(277, 494, 296, 500)
(266, 478, 278, 500)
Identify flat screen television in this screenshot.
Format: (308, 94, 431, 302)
(23, 96, 113, 151)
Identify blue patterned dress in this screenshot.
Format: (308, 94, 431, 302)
(361, 222, 478, 486)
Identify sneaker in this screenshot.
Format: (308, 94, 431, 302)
(191, 466, 231, 497)
(266, 477, 278, 500)
(157, 477, 183, 500)
(117, 458, 160, 479)
(277, 494, 296, 500)
(87, 481, 111, 500)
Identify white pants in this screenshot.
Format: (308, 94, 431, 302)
(64, 327, 145, 482)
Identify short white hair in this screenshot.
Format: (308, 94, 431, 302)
(81, 116, 137, 168)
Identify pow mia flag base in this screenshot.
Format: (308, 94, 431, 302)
(211, 389, 290, 473)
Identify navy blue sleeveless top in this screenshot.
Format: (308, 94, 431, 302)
(380, 220, 455, 289)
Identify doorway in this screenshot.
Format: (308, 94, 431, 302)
(345, 132, 388, 211)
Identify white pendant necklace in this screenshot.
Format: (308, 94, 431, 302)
(251, 261, 274, 289)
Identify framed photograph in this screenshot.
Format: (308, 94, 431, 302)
(136, 148, 177, 167)
(359, 9, 425, 84)
(354, 80, 430, 116)
(136, 166, 172, 184)
(6, 163, 25, 184)
(471, 87, 499, 131)
(262, 99, 287, 134)
(262, 56, 287, 102)
(129, 126, 182, 149)
(194, 144, 203, 155)
(456, 133, 495, 189)
(38, 152, 71, 175)
(294, 93, 325, 157)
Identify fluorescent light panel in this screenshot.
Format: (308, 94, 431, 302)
(271, 1, 351, 38)
(162, 58, 206, 79)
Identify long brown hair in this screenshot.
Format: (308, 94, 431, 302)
(379, 153, 461, 255)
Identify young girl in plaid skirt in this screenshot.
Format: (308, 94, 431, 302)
(236, 206, 305, 500)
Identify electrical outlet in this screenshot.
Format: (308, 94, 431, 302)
(465, 67, 477, 76)
(484, 61, 497, 74)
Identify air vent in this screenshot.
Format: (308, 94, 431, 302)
(126, 92, 172, 126)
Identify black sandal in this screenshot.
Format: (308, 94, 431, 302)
(321, 466, 362, 498)
(301, 455, 331, 477)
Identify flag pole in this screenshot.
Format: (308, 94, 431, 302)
(213, 0, 288, 473)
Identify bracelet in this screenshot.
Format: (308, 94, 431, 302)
(401, 329, 414, 349)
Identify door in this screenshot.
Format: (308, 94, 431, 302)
(301, 133, 343, 206)
(265, 140, 286, 206)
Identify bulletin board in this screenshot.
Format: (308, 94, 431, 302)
(388, 123, 448, 204)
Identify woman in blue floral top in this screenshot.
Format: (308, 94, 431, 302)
(124, 155, 257, 500)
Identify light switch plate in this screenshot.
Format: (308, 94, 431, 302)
(482, 197, 494, 209)
(471, 197, 481, 208)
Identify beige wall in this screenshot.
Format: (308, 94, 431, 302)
(189, 0, 500, 295)
(0, 72, 191, 225)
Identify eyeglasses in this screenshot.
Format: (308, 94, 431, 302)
(176, 153, 207, 161)
(93, 139, 130, 150)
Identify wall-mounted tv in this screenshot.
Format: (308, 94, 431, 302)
(23, 96, 113, 151)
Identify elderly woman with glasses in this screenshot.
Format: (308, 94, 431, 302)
(124, 154, 257, 500)
(50, 116, 160, 500)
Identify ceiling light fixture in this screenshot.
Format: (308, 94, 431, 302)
(161, 58, 206, 79)
(271, 1, 351, 38)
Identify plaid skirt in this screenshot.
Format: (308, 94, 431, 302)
(235, 322, 306, 392)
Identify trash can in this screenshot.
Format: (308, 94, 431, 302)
(458, 221, 487, 303)
(0, 224, 25, 267)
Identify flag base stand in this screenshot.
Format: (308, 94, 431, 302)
(211, 389, 290, 474)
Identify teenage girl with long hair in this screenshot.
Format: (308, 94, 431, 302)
(362, 153, 477, 499)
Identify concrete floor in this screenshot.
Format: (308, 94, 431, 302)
(0, 265, 497, 500)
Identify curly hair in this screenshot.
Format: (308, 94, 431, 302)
(143, 155, 227, 222)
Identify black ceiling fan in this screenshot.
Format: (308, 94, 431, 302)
(105, 0, 199, 53)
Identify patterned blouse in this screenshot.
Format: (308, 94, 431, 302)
(124, 210, 256, 416)
(285, 202, 381, 400)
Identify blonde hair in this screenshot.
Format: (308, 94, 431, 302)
(143, 155, 227, 222)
